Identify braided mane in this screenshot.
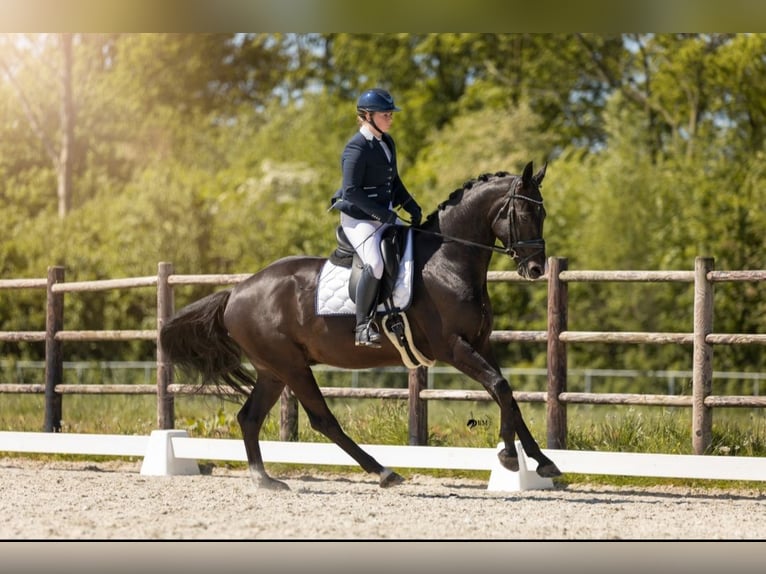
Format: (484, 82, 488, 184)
(421, 171, 511, 226)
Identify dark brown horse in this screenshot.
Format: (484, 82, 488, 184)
(160, 161, 561, 489)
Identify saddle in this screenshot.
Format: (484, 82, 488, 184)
(330, 225, 408, 308)
(327, 225, 431, 367)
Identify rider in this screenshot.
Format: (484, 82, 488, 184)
(329, 88, 423, 348)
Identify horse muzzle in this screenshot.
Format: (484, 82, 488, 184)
(513, 240, 546, 280)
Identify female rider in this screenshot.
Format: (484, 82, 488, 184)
(329, 88, 423, 348)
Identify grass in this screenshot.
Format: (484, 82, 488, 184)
(2, 392, 766, 491)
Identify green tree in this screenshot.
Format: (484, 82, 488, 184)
(1, 33, 764, 374)
(0, 33, 76, 218)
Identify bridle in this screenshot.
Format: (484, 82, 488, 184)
(411, 183, 546, 270)
(493, 187, 547, 268)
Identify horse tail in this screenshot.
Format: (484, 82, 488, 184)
(159, 289, 256, 398)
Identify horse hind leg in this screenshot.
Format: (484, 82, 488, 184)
(302, 408, 404, 488)
(288, 368, 404, 488)
(237, 375, 290, 490)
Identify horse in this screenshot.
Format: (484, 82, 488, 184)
(159, 161, 561, 490)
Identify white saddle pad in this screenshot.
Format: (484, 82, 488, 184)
(316, 229, 415, 316)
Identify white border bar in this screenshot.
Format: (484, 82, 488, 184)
(2, 431, 765, 483)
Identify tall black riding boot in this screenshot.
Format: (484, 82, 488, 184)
(354, 264, 382, 348)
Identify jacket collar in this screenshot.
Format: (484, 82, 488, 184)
(360, 124, 379, 141)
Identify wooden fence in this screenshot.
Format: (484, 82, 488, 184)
(1, 256, 765, 455)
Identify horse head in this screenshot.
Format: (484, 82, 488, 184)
(493, 161, 547, 280)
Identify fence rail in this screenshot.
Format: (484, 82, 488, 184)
(1, 256, 765, 455)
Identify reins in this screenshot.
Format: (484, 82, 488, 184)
(411, 226, 513, 255)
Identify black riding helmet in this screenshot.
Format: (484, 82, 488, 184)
(356, 88, 401, 113)
(357, 88, 401, 134)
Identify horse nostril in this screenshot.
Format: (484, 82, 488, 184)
(528, 265, 542, 280)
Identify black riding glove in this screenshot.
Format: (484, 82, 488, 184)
(405, 203, 422, 226)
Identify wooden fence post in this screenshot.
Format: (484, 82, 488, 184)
(692, 256, 714, 455)
(44, 266, 65, 432)
(156, 262, 175, 429)
(408, 366, 428, 445)
(280, 387, 299, 441)
(546, 256, 568, 449)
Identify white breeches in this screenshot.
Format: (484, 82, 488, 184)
(340, 212, 399, 279)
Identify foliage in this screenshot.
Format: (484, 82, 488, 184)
(0, 33, 764, 375)
(567, 408, 692, 454)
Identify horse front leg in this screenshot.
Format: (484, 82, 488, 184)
(450, 336, 561, 478)
(237, 376, 291, 491)
(495, 381, 561, 477)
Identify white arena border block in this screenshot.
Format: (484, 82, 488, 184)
(488, 442, 554, 491)
(139, 430, 200, 476)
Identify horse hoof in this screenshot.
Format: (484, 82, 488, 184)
(536, 463, 562, 478)
(253, 476, 291, 491)
(497, 449, 520, 472)
(379, 468, 405, 488)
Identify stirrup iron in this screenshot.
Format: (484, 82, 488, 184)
(355, 320, 381, 348)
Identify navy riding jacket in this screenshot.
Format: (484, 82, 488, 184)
(330, 131, 419, 223)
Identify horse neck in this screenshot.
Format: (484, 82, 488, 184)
(426, 176, 514, 275)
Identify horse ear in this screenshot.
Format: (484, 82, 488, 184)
(522, 161, 534, 184)
(534, 162, 548, 185)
